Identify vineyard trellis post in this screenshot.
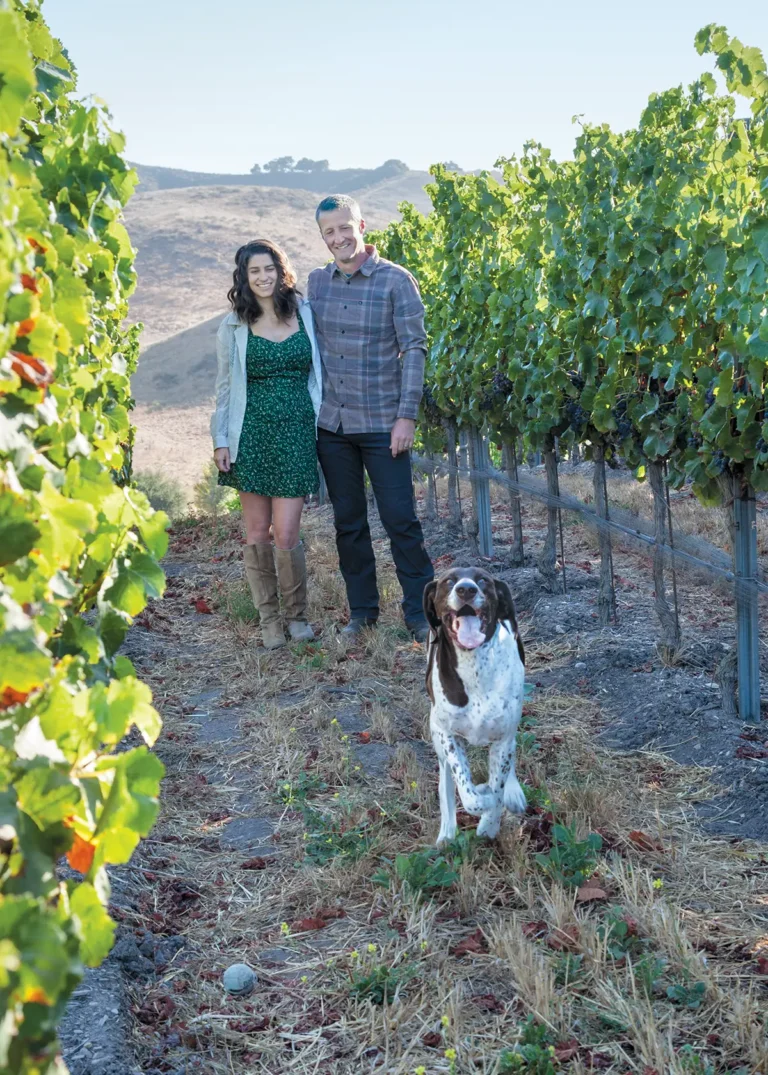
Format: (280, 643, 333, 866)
(468, 427, 494, 557)
(502, 437, 525, 566)
(733, 480, 761, 724)
(443, 418, 463, 532)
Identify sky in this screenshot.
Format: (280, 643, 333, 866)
(44, 0, 768, 175)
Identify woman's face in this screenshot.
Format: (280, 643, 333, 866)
(247, 253, 278, 300)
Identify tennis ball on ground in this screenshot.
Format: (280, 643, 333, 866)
(222, 963, 257, 996)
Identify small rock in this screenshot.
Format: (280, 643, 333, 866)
(575, 661, 587, 669)
(554, 624, 566, 635)
(110, 936, 155, 979)
(223, 963, 257, 996)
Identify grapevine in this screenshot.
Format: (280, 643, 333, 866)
(1, 4, 165, 1072)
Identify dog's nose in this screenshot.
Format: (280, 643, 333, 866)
(454, 581, 478, 601)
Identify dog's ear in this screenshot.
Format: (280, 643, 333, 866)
(423, 579, 441, 630)
(495, 579, 517, 627)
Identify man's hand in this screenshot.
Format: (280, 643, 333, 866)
(214, 447, 231, 473)
(390, 418, 415, 457)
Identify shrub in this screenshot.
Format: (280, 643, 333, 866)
(134, 470, 187, 520)
(193, 459, 233, 516)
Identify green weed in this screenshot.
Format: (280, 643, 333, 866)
(373, 848, 458, 898)
(534, 821, 602, 888)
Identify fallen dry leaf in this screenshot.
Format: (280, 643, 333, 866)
(576, 880, 607, 903)
(628, 829, 665, 853)
(451, 928, 488, 957)
(240, 857, 268, 870)
(473, 993, 505, 1013)
(291, 917, 327, 933)
(422, 1031, 442, 1048)
(554, 1040, 580, 1062)
(192, 597, 213, 614)
(547, 925, 580, 951)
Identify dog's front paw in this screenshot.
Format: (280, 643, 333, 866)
(436, 824, 457, 847)
(503, 776, 527, 815)
(460, 785, 498, 816)
(476, 811, 502, 840)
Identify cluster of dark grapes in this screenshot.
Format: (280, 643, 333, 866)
(492, 370, 514, 397)
(688, 432, 703, 449)
(705, 385, 716, 407)
(565, 399, 589, 433)
(711, 450, 728, 474)
(568, 371, 585, 391)
(757, 436, 768, 454)
(479, 393, 494, 412)
(422, 384, 442, 425)
(612, 400, 632, 440)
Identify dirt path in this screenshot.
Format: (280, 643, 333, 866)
(63, 499, 768, 1075)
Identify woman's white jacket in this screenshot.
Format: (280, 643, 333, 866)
(210, 299, 323, 465)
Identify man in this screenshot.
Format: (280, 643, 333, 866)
(308, 194, 434, 642)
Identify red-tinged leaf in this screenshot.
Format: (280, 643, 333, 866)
(9, 352, 54, 388)
(554, 1040, 580, 1062)
(422, 1031, 442, 1048)
(735, 743, 768, 760)
(576, 881, 607, 903)
(546, 925, 580, 952)
(451, 928, 488, 957)
(16, 318, 36, 336)
(706, 1034, 721, 1046)
(317, 907, 346, 920)
(241, 857, 268, 870)
(522, 920, 548, 939)
(20, 273, 40, 293)
(628, 829, 665, 853)
(358, 730, 372, 744)
(291, 917, 327, 933)
(231, 1017, 270, 1033)
(755, 955, 768, 975)
(0, 686, 30, 711)
(23, 987, 49, 1005)
(473, 993, 505, 1013)
(370, 910, 386, 920)
(66, 832, 96, 874)
(191, 597, 212, 614)
(28, 237, 46, 253)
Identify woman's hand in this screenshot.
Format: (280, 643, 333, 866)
(214, 447, 231, 473)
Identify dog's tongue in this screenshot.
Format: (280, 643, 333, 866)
(456, 615, 485, 649)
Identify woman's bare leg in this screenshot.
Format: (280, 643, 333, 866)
(271, 497, 305, 550)
(239, 492, 273, 544)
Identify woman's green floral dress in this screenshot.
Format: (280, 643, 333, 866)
(218, 319, 319, 497)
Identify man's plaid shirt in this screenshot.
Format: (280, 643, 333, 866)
(307, 245, 427, 434)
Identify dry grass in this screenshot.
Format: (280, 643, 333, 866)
(125, 505, 768, 1075)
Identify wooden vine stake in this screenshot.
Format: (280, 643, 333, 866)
(443, 418, 463, 533)
(502, 437, 525, 566)
(733, 476, 761, 723)
(647, 461, 681, 655)
(538, 437, 560, 590)
(467, 427, 493, 557)
(592, 443, 617, 625)
(424, 452, 438, 522)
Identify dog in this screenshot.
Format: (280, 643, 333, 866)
(423, 567, 527, 845)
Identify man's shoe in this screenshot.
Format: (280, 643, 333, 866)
(340, 618, 377, 638)
(407, 621, 431, 644)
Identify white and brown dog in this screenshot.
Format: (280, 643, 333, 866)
(424, 567, 527, 845)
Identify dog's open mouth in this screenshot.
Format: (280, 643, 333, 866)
(447, 605, 487, 650)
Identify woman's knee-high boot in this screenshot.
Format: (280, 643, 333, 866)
(243, 543, 286, 650)
(275, 542, 314, 642)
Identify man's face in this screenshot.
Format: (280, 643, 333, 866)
(317, 207, 366, 265)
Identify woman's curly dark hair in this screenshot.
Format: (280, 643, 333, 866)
(227, 239, 301, 324)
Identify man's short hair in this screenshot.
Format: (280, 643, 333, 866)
(315, 194, 362, 223)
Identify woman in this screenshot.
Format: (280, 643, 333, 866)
(211, 239, 322, 649)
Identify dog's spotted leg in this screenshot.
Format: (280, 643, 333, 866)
(431, 730, 457, 845)
(445, 736, 496, 816)
(476, 738, 508, 839)
(499, 734, 526, 816)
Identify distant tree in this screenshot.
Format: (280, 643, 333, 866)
(379, 159, 409, 176)
(250, 163, 262, 174)
(264, 156, 295, 172)
(295, 157, 330, 172)
(441, 160, 463, 173)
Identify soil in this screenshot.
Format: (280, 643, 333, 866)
(60, 482, 768, 1074)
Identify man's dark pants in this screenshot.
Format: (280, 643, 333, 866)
(317, 427, 434, 626)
